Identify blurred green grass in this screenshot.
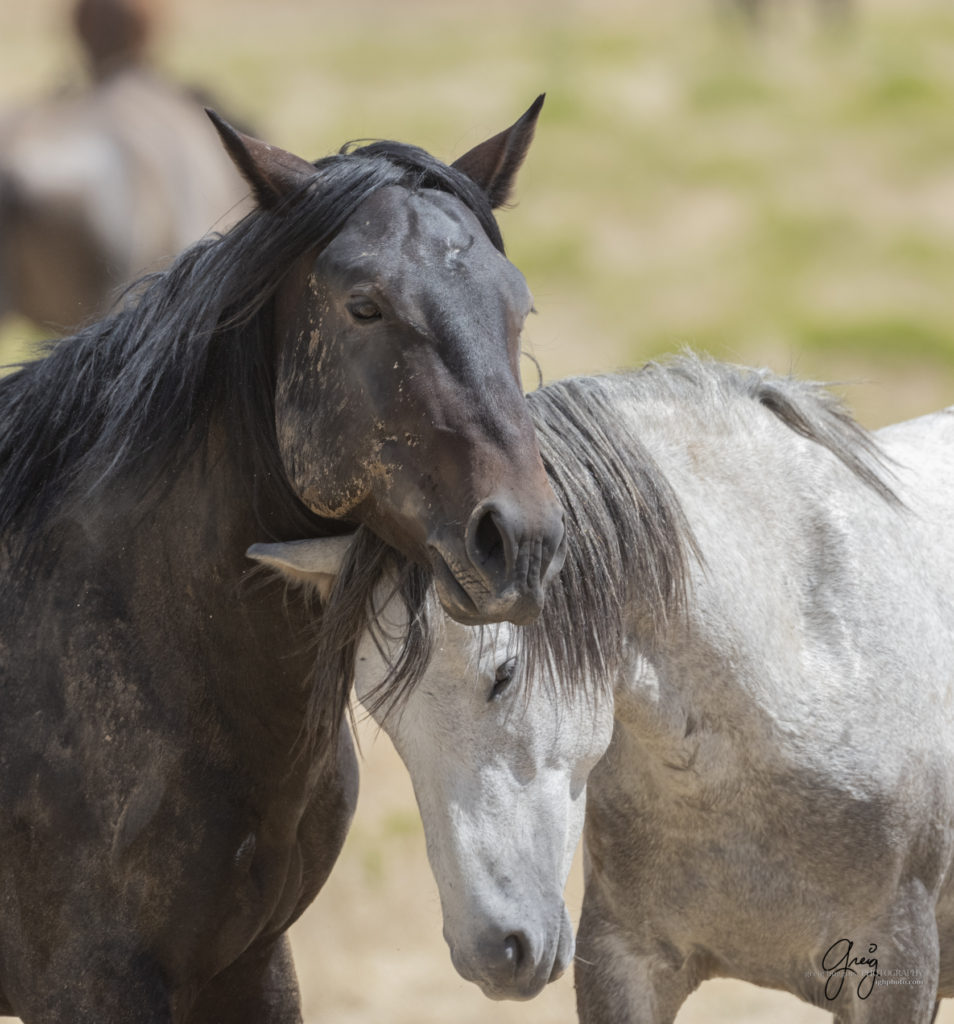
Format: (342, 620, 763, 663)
(2, 0, 954, 425)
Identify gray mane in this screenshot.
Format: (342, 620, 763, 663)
(360, 355, 899, 713)
(519, 371, 699, 700)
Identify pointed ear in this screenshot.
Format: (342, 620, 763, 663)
(246, 535, 356, 602)
(451, 94, 545, 209)
(207, 109, 317, 210)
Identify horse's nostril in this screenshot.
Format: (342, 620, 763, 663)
(466, 502, 516, 577)
(503, 933, 524, 970)
(473, 508, 505, 567)
(461, 499, 565, 610)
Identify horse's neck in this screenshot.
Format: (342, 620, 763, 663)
(611, 644, 701, 766)
(606, 400, 875, 790)
(90, 424, 320, 736)
(76, 420, 255, 576)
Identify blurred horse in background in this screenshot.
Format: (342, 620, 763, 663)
(721, 0, 853, 31)
(0, 0, 249, 333)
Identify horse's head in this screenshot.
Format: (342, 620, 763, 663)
(248, 536, 615, 1001)
(215, 99, 565, 626)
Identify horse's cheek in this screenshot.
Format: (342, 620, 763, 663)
(273, 385, 370, 518)
(282, 441, 370, 519)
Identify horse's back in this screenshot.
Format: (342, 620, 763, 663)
(90, 71, 251, 263)
(875, 407, 954, 584)
(877, 407, 954, 501)
(643, 388, 954, 770)
(0, 69, 249, 328)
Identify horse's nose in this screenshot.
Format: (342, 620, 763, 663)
(464, 498, 566, 624)
(444, 905, 575, 999)
(464, 927, 540, 999)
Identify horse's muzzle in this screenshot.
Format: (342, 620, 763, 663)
(429, 499, 566, 626)
(447, 906, 575, 1001)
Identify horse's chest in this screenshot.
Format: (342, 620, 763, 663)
(199, 831, 309, 973)
(196, 733, 359, 976)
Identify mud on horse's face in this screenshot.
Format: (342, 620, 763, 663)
(215, 98, 565, 626)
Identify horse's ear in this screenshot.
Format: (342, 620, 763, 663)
(207, 110, 316, 210)
(246, 535, 355, 602)
(451, 94, 545, 209)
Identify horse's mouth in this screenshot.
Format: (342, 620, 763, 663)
(428, 545, 544, 626)
(428, 549, 485, 625)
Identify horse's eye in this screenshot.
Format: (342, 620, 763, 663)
(347, 297, 382, 323)
(490, 657, 517, 701)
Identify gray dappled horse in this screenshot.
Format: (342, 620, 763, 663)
(254, 356, 954, 1024)
(0, 101, 565, 1022)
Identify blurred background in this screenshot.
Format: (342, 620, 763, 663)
(1, 0, 953, 1020)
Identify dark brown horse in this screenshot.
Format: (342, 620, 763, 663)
(0, 100, 564, 1022)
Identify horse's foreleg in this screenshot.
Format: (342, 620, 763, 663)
(828, 892, 940, 1024)
(185, 935, 303, 1024)
(7, 950, 176, 1024)
(574, 896, 693, 1024)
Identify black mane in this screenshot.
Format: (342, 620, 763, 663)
(0, 139, 503, 545)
